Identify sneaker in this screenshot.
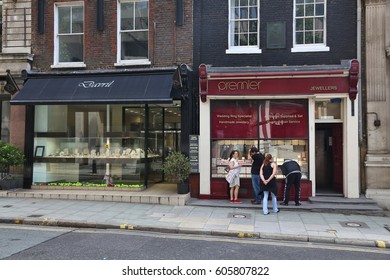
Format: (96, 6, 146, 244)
(275, 209, 280, 213)
(280, 202, 288, 206)
(295, 202, 301, 206)
(264, 212, 270, 215)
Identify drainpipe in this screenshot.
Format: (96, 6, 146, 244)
(357, 0, 366, 194)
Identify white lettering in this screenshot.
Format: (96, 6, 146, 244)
(78, 80, 115, 88)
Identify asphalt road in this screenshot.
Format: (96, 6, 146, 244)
(1, 224, 389, 260)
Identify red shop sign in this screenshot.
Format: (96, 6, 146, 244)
(211, 100, 308, 139)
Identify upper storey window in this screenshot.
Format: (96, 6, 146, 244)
(226, 0, 261, 54)
(53, 2, 85, 68)
(117, 0, 150, 66)
(292, 0, 329, 52)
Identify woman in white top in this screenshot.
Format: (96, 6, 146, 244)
(228, 150, 242, 203)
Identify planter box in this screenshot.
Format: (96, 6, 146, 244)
(32, 185, 146, 192)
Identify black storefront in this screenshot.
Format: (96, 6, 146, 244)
(10, 65, 194, 190)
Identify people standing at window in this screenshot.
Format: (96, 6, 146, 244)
(248, 147, 264, 205)
(260, 154, 279, 215)
(228, 150, 242, 203)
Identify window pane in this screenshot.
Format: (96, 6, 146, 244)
(121, 3, 134, 30)
(240, 7, 248, 19)
(240, 0, 249, 6)
(305, 18, 313, 30)
(315, 3, 324, 16)
(249, 6, 257, 18)
(249, 33, 257, 45)
(296, 18, 304, 31)
(315, 31, 323, 43)
(296, 32, 304, 44)
(135, 1, 148, 30)
(296, 0, 304, 3)
(305, 31, 313, 43)
(59, 34, 83, 62)
(234, 22, 240, 32)
(306, 4, 314, 16)
(296, 5, 304, 17)
(240, 21, 248, 32)
(233, 7, 240, 19)
(58, 7, 71, 34)
(249, 20, 257, 32)
(239, 33, 248, 45)
(72, 7, 83, 33)
(121, 31, 148, 60)
(234, 33, 239, 46)
(315, 18, 323, 30)
(306, 0, 314, 3)
(249, 0, 257, 5)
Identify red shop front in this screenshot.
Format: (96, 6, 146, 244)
(196, 61, 360, 201)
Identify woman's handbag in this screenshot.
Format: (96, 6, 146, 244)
(225, 170, 236, 184)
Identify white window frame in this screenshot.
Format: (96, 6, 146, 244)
(226, 0, 262, 54)
(115, 0, 151, 66)
(291, 0, 329, 53)
(52, 1, 86, 68)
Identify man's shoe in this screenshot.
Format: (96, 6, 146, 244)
(295, 202, 301, 206)
(275, 209, 280, 213)
(280, 202, 288, 206)
(264, 212, 270, 215)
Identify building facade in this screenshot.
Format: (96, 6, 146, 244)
(9, 0, 195, 190)
(193, 0, 360, 201)
(362, 0, 390, 210)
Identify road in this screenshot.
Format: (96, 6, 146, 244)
(1, 224, 389, 260)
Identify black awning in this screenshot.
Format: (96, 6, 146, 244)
(10, 72, 177, 105)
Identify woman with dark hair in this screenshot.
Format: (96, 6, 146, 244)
(260, 154, 279, 215)
(228, 150, 242, 203)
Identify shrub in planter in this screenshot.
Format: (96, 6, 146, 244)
(163, 151, 191, 194)
(0, 141, 25, 190)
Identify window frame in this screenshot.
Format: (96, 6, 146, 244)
(291, 0, 329, 53)
(116, 0, 151, 66)
(52, 1, 86, 68)
(226, 0, 262, 54)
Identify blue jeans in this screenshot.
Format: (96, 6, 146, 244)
(251, 174, 262, 203)
(263, 191, 279, 214)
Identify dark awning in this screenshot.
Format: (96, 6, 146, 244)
(10, 72, 178, 105)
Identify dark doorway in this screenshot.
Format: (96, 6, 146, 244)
(315, 123, 343, 195)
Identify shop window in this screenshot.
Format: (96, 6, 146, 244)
(117, 0, 150, 65)
(210, 100, 309, 179)
(292, 0, 329, 53)
(315, 99, 342, 120)
(226, 0, 262, 54)
(0, 1, 3, 51)
(53, 2, 85, 67)
(1, 100, 10, 142)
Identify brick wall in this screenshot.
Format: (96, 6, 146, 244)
(194, 0, 358, 68)
(31, 0, 193, 71)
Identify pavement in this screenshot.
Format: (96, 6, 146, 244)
(1, 189, 390, 249)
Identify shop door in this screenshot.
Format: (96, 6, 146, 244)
(315, 123, 343, 194)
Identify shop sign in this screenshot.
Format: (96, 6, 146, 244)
(189, 135, 199, 173)
(208, 76, 348, 95)
(211, 100, 307, 139)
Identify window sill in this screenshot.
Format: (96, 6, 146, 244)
(114, 60, 151, 67)
(51, 62, 87, 69)
(226, 48, 262, 54)
(291, 45, 330, 53)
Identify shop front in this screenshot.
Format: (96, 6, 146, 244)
(10, 66, 191, 190)
(197, 60, 360, 200)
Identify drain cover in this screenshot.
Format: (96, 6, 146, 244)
(339, 221, 369, 228)
(233, 214, 247, 218)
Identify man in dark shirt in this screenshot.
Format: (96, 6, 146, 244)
(249, 147, 264, 205)
(280, 159, 302, 206)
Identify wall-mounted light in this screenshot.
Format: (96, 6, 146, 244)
(367, 112, 381, 128)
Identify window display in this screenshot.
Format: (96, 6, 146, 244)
(32, 104, 181, 186)
(211, 99, 309, 179)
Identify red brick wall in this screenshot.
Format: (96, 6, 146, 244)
(31, 0, 193, 71)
